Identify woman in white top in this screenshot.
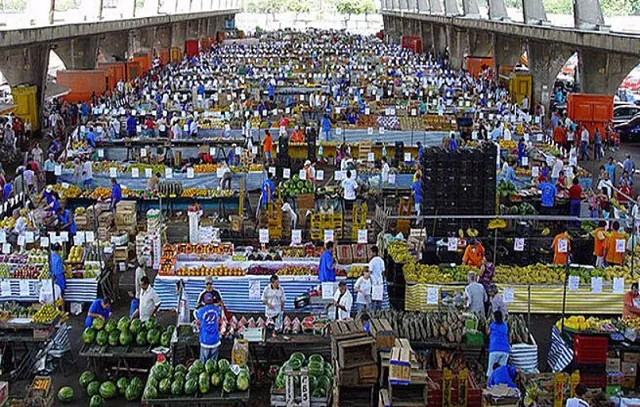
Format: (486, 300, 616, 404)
(354, 269, 372, 310)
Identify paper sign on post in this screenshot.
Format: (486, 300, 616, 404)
(514, 238, 525, 252)
(187, 168, 194, 179)
(76, 231, 85, 244)
(503, 288, 514, 303)
(165, 168, 173, 179)
(357, 230, 368, 244)
(86, 231, 95, 243)
(367, 128, 373, 135)
(0, 280, 10, 297)
(131, 168, 139, 178)
(591, 277, 603, 294)
(140, 148, 147, 157)
(613, 277, 625, 294)
(324, 229, 334, 243)
(25, 231, 34, 243)
(522, 157, 529, 167)
(19, 280, 30, 296)
(292, 230, 302, 245)
(109, 167, 117, 178)
(404, 153, 411, 162)
(54, 165, 62, 176)
(40, 237, 49, 247)
(0, 230, 6, 243)
(283, 168, 291, 179)
(259, 229, 269, 244)
(616, 239, 626, 253)
(210, 147, 217, 156)
(248, 280, 261, 300)
(145, 168, 153, 178)
(316, 170, 324, 181)
(97, 149, 104, 158)
(426, 287, 439, 304)
(388, 174, 396, 184)
(17, 236, 25, 246)
(322, 282, 336, 300)
(447, 238, 458, 251)
(299, 170, 306, 180)
(558, 239, 568, 253)
(368, 152, 375, 162)
(2, 243, 10, 254)
(268, 167, 276, 176)
(568, 275, 580, 291)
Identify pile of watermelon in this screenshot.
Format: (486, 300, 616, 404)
(273, 352, 332, 398)
(81, 316, 173, 348)
(279, 175, 315, 197)
(142, 358, 250, 400)
(78, 370, 144, 405)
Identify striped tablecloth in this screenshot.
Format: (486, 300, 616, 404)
(155, 275, 389, 314)
(0, 278, 99, 303)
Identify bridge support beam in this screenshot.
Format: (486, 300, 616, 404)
(432, 23, 447, 56)
(54, 36, 99, 70)
(488, 0, 509, 20)
(421, 21, 434, 52)
(578, 49, 638, 95)
(493, 34, 524, 70)
(467, 30, 493, 57)
(447, 26, 466, 70)
(97, 31, 130, 62)
(522, 0, 548, 24)
(574, 0, 605, 29)
(528, 40, 574, 108)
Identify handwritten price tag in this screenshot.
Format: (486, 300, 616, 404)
(514, 238, 524, 252)
(568, 275, 580, 291)
(427, 287, 439, 305)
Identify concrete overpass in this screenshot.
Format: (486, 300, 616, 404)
(0, 3, 240, 127)
(381, 0, 640, 107)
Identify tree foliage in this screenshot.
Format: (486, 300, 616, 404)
(335, 0, 376, 15)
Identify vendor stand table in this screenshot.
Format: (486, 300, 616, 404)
(0, 317, 62, 380)
(79, 342, 156, 375)
(0, 278, 100, 303)
(141, 389, 250, 406)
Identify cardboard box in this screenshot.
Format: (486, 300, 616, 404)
(622, 375, 636, 389)
(378, 388, 390, 407)
(621, 362, 637, 376)
(389, 347, 412, 385)
(623, 352, 640, 364)
(606, 358, 621, 373)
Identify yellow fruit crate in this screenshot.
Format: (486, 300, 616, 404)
(310, 229, 322, 241)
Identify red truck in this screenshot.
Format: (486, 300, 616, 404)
(567, 93, 613, 141)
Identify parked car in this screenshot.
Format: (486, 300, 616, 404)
(613, 103, 640, 126)
(614, 114, 640, 141)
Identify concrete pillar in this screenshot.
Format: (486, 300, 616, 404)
(432, 24, 447, 55)
(130, 27, 157, 54)
(186, 19, 200, 40)
(421, 21, 434, 51)
(444, 0, 459, 15)
(0, 45, 50, 129)
(430, 0, 444, 14)
(462, 0, 481, 17)
(578, 49, 638, 95)
(418, 0, 429, 13)
(488, 0, 509, 20)
(522, 0, 548, 24)
(574, 0, 605, 29)
(527, 40, 574, 108)
(171, 22, 187, 48)
(53, 36, 99, 69)
(97, 31, 129, 62)
(467, 30, 493, 57)
(493, 34, 524, 69)
(446, 26, 466, 70)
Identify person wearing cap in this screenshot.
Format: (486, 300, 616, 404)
(303, 160, 315, 183)
(132, 276, 162, 322)
(262, 274, 286, 332)
(465, 271, 487, 314)
(196, 276, 223, 308)
(327, 281, 352, 321)
(194, 292, 221, 363)
(462, 239, 485, 268)
(85, 297, 112, 328)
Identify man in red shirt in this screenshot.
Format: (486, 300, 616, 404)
(263, 130, 273, 166)
(553, 124, 566, 147)
(568, 177, 582, 226)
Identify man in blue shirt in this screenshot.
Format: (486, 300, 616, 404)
(268, 83, 275, 100)
(85, 297, 112, 328)
(50, 244, 66, 293)
(86, 127, 96, 148)
(321, 115, 331, 141)
(57, 207, 77, 236)
(110, 178, 122, 210)
(605, 157, 616, 186)
(261, 173, 275, 207)
(126, 114, 137, 137)
(488, 365, 520, 389)
(195, 293, 221, 363)
(537, 180, 557, 209)
(416, 141, 424, 163)
(449, 133, 458, 152)
(3, 181, 12, 201)
(412, 174, 423, 225)
(318, 241, 336, 282)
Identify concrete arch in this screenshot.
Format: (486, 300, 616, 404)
(577, 49, 639, 96)
(526, 40, 575, 108)
(48, 50, 67, 77)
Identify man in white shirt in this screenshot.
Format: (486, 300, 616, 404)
(520, 96, 529, 112)
(551, 158, 563, 183)
(565, 384, 588, 407)
(381, 157, 390, 185)
(328, 281, 353, 321)
(368, 244, 385, 286)
(10, 209, 26, 245)
(580, 127, 589, 161)
(133, 276, 161, 322)
(261, 275, 286, 332)
(341, 170, 358, 211)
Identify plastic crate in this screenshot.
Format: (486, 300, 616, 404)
(580, 373, 606, 389)
(465, 332, 485, 346)
(574, 335, 608, 364)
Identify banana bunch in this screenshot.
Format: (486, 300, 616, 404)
(494, 264, 565, 284)
(388, 241, 414, 264)
(488, 218, 507, 230)
(622, 316, 640, 330)
(403, 262, 453, 284)
(604, 265, 630, 280)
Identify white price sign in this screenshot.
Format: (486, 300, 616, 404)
(54, 165, 62, 176)
(357, 229, 368, 244)
(514, 238, 524, 252)
(322, 282, 336, 300)
(165, 168, 173, 179)
(109, 167, 117, 178)
(503, 288, 514, 303)
(447, 238, 458, 251)
(532, 166, 539, 177)
(248, 280, 261, 300)
(145, 168, 153, 178)
(268, 167, 276, 176)
(404, 153, 411, 162)
(2, 243, 10, 254)
(388, 174, 396, 184)
(283, 168, 291, 179)
(367, 127, 373, 135)
(616, 239, 626, 253)
(521, 157, 529, 167)
(86, 231, 95, 243)
(299, 170, 306, 180)
(19, 280, 30, 297)
(426, 287, 439, 305)
(324, 229, 334, 243)
(0, 280, 10, 297)
(368, 152, 375, 162)
(40, 237, 49, 247)
(558, 239, 568, 253)
(316, 170, 324, 181)
(335, 171, 344, 181)
(613, 277, 625, 294)
(568, 275, 580, 291)
(291, 229, 302, 245)
(379, 127, 385, 134)
(259, 228, 269, 244)
(591, 277, 603, 294)
(97, 149, 104, 158)
(131, 168, 139, 178)
(187, 168, 194, 179)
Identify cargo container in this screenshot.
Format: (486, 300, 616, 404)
(400, 36, 422, 54)
(185, 40, 199, 58)
(11, 85, 38, 129)
(131, 52, 151, 74)
(508, 73, 532, 106)
(567, 93, 614, 140)
(125, 61, 142, 81)
(465, 56, 495, 78)
(56, 70, 108, 103)
(170, 47, 183, 64)
(96, 62, 127, 91)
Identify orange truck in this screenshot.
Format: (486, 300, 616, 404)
(567, 93, 614, 141)
(56, 70, 108, 103)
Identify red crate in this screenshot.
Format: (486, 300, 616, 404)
(580, 373, 606, 389)
(574, 335, 608, 364)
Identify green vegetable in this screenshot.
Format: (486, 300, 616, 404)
(211, 372, 223, 387)
(117, 316, 130, 332)
(205, 359, 217, 375)
(290, 352, 306, 363)
(57, 386, 74, 403)
(92, 318, 105, 331)
(82, 328, 96, 344)
(317, 376, 331, 391)
(288, 358, 302, 371)
(159, 378, 171, 394)
(143, 385, 158, 400)
(120, 330, 132, 346)
(275, 372, 285, 390)
(129, 319, 142, 334)
(104, 319, 117, 333)
(125, 383, 141, 401)
(217, 359, 230, 374)
(175, 364, 187, 375)
(99, 381, 116, 399)
(184, 379, 197, 395)
(308, 354, 324, 365)
(87, 381, 101, 397)
(190, 360, 205, 375)
(79, 371, 96, 388)
(236, 372, 249, 391)
(199, 372, 210, 394)
(146, 328, 161, 346)
(171, 379, 183, 396)
(130, 377, 144, 389)
(116, 377, 129, 395)
(160, 331, 171, 347)
(222, 374, 236, 393)
(108, 330, 120, 346)
(144, 317, 157, 331)
(96, 330, 108, 346)
(136, 330, 148, 346)
(89, 395, 103, 407)
(307, 360, 324, 377)
(312, 387, 326, 398)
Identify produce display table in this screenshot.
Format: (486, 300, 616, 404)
(0, 278, 99, 303)
(141, 389, 250, 406)
(79, 342, 156, 375)
(405, 282, 627, 314)
(67, 195, 241, 215)
(154, 275, 390, 313)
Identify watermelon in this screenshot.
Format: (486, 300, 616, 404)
(120, 330, 132, 346)
(211, 372, 223, 387)
(307, 360, 324, 377)
(79, 371, 96, 388)
(130, 377, 144, 389)
(312, 387, 326, 398)
(159, 378, 171, 394)
(308, 354, 324, 365)
(143, 385, 158, 400)
(186, 371, 199, 383)
(173, 371, 186, 383)
(275, 372, 285, 389)
(82, 328, 96, 344)
(125, 383, 140, 401)
(236, 372, 249, 391)
(323, 364, 333, 377)
(89, 395, 103, 407)
(317, 376, 331, 391)
(153, 363, 169, 381)
(99, 381, 116, 399)
(96, 330, 108, 346)
(160, 331, 171, 347)
(171, 379, 183, 396)
(147, 328, 161, 346)
(217, 359, 230, 374)
(87, 381, 101, 397)
(144, 317, 157, 331)
(136, 330, 147, 346)
(108, 330, 120, 346)
(117, 316, 130, 332)
(129, 319, 142, 334)
(222, 374, 236, 393)
(199, 372, 210, 394)
(205, 359, 217, 375)
(116, 377, 129, 395)
(105, 319, 117, 333)
(290, 352, 306, 363)
(175, 364, 187, 375)
(57, 386, 74, 403)
(288, 358, 302, 371)
(92, 318, 105, 331)
(190, 360, 205, 375)
(309, 375, 318, 391)
(184, 379, 197, 395)
(147, 377, 158, 390)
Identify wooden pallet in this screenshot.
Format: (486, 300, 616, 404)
(335, 336, 377, 370)
(369, 318, 396, 350)
(328, 320, 367, 341)
(333, 383, 374, 407)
